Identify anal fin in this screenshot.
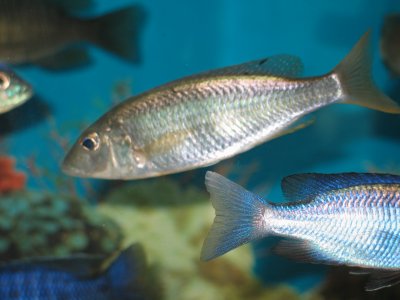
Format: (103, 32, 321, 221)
(269, 117, 315, 141)
(364, 271, 400, 291)
(273, 238, 335, 265)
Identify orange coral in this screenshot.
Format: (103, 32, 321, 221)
(0, 156, 26, 193)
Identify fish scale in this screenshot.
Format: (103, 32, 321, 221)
(201, 172, 400, 290)
(268, 185, 400, 270)
(63, 32, 400, 179)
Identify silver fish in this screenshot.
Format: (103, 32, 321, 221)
(201, 171, 400, 291)
(62, 32, 400, 180)
(0, 65, 32, 114)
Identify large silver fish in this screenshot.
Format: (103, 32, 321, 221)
(62, 32, 400, 180)
(0, 65, 32, 114)
(201, 171, 400, 291)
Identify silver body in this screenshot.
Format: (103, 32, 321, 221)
(63, 73, 341, 179)
(268, 184, 400, 269)
(109, 75, 339, 175)
(62, 31, 400, 179)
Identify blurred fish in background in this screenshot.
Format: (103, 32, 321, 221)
(0, 243, 161, 300)
(0, 65, 32, 113)
(381, 14, 400, 77)
(62, 32, 400, 180)
(201, 172, 400, 291)
(0, 0, 145, 69)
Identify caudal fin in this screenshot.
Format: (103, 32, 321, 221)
(107, 244, 162, 300)
(87, 6, 145, 62)
(334, 31, 400, 114)
(201, 172, 269, 261)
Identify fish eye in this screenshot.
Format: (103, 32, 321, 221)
(0, 73, 10, 90)
(81, 133, 100, 151)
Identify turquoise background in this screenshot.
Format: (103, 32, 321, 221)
(3, 0, 400, 292)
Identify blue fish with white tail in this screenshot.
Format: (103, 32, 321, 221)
(201, 172, 400, 291)
(0, 243, 160, 299)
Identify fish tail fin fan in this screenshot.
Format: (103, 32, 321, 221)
(88, 6, 146, 63)
(108, 244, 163, 300)
(334, 31, 400, 114)
(201, 171, 270, 261)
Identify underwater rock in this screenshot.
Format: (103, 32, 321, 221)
(99, 178, 306, 300)
(0, 190, 122, 261)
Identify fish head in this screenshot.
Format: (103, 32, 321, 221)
(0, 67, 33, 113)
(62, 117, 149, 179)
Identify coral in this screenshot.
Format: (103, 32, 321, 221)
(99, 178, 306, 300)
(0, 156, 26, 194)
(0, 190, 122, 261)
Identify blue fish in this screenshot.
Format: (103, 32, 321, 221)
(201, 172, 400, 291)
(0, 243, 160, 299)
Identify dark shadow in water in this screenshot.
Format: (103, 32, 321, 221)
(0, 95, 52, 136)
(253, 237, 325, 288)
(373, 80, 400, 139)
(319, 266, 400, 300)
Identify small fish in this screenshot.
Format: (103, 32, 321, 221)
(381, 14, 400, 76)
(62, 32, 400, 180)
(0, 65, 32, 113)
(0, 0, 143, 68)
(201, 172, 400, 291)
(0, 243, 160, 299)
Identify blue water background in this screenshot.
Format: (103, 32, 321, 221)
(5, 0, 400, 292)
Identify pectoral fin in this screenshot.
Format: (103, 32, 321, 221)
(144, 131, 191, 156)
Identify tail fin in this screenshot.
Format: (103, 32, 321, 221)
(201, 172, 269, 261)
(107, 244, 162, 300)
(333, 31, 400, 114)
(87, 6, 145, 62)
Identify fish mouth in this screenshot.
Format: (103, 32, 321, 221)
(61, 161, 88, 178)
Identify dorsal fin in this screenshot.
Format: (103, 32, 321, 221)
(196, 55, 304, 78)
(281, 173, 400, 202)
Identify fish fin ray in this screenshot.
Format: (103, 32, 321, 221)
(334, 31, 400, 113)
(87, 5, 146, 62)
(196, 55, 304, 78)
(281, 173, 400, 202)
(201, 172, 269, 261)
(268, 117, 315, 141)
(364, 271, 400, 291)
(273, 239, 335, 264)
(144, 131, 190, 156)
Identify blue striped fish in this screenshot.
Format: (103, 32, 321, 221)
(0, 244, 160, 299)
(201, 172, 400, 291)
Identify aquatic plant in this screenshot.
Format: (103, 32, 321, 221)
(0, 190, 122, 261)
